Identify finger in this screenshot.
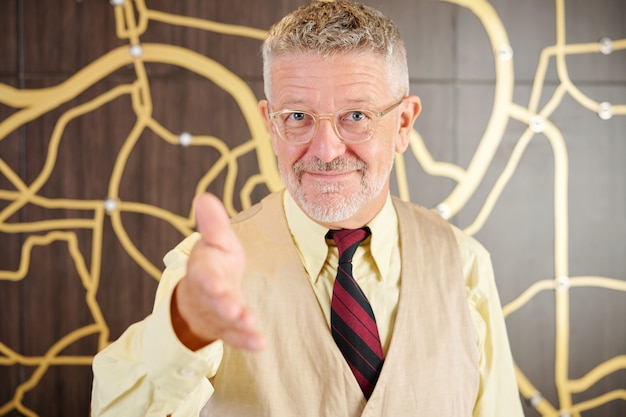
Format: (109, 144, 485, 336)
(220, 324, 266, 351)
(194, 193, 239, 251)
(207, 288, 248, 323)
(201, 289, 265, 350)
(191, 289, 265, 350)
(222, 333, 266, 351)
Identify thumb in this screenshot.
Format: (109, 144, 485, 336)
(194, 193, 238, 250)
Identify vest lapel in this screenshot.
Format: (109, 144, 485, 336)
(362, 199, 479, 416)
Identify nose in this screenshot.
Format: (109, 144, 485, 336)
(308, 116, 347, 163)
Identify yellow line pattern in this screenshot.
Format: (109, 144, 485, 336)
(0, 0, 624, 415)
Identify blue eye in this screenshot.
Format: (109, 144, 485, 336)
(349, 111, 366, 121)
(289, 112, 307, 121)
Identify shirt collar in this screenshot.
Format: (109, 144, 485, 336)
(283, 191, 398, 283)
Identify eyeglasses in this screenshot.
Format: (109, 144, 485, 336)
(268, 97, 406, 144)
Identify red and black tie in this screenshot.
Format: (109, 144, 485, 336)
(326, 227, 384, 399)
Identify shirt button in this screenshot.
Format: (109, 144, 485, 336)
(179, 367, 196, 377)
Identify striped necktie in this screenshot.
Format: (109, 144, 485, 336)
(326, 227, 384, 399)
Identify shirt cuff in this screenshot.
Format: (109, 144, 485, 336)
(142, 284, 223, 405)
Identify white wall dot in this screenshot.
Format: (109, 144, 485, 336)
(598, 102, 613, 120)
(129, 44, 143, 58)
(435, 203, 451, 220)
(109, 0, 125, 6)
(530, 392, 542, 407)
(179, 132, 193, 146)
(598, 37, 613, 55)
(104, 198, 119, 213)
(555, 276, 570, 291)
(529, 116, 545, 133)
(497, 45, 513, 61)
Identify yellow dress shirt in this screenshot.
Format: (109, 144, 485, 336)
(91, 191, 524, 417)
(284, 191, 401, 354)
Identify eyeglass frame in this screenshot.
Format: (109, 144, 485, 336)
(267, 96, 407, 144)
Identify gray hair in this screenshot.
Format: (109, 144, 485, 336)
(262, 0, 409, 101)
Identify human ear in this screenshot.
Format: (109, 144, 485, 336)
(258, 100, 280, 154)
(395, 95, 421, 153)
(258, 100, 271, 127)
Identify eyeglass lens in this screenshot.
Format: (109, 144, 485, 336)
(276, 109, 375, 143)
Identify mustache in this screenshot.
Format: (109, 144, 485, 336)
(293, 157, 367, 174)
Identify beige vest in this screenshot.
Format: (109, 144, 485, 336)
(202, 192, 479, 416)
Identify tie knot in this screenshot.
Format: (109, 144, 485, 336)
(326, 227, 371, 263)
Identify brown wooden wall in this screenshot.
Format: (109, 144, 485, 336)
(0, 0, 624, 416)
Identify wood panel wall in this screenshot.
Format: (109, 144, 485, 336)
(0, 0, 624, 416)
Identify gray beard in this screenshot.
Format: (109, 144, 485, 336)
(282, 157, 388, 224)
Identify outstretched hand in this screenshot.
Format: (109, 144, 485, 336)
(172, 193, 266, 351)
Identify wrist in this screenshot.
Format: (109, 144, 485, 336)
(171, 282, 216, 351)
